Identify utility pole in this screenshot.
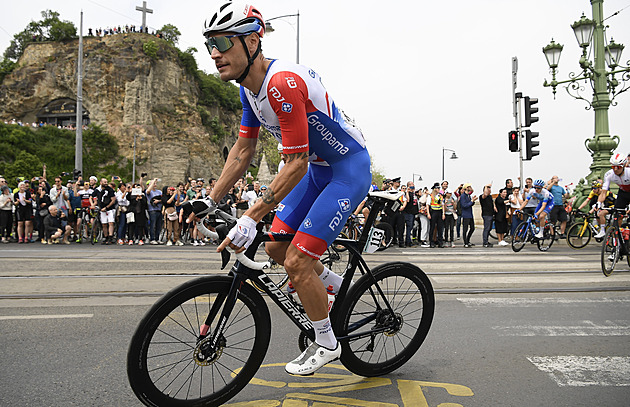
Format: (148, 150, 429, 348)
(512, 57, 524, 188)
(75, 11, 84, 177)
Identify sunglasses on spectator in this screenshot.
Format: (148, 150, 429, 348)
(204, 34, 245, 54)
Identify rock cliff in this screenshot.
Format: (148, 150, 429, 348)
(0, 34, 242, 185)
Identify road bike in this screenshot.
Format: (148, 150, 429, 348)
(566, 210, 605, 249)
(90, 207, 103, 245)
(127, 191, 435, 407)
(600, 208, 630, 276)
(511, 210, 555, 252)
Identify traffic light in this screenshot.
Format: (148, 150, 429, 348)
(524, 130, 539, 160)
(73, 169, 82, 180)
(508, 130, 519, 152)
(524, 96, 539, 127)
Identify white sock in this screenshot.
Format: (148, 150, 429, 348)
(312, 317, 337, 350)
(318, 266, 343, 294)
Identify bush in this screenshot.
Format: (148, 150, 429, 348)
(143, 40, 158, 60)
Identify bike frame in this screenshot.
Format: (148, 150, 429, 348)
(202, 197, 398, 347)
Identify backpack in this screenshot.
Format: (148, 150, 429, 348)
(456, 197, 462, 216)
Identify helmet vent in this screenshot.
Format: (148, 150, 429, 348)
(218, 12, 233, 26)
(208, 14, 218, 28)
(219, 2, 231, 12)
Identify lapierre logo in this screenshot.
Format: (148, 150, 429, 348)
(282, 102, 293, 113)
(329, 210, 343, 231)
(307, 114, 349, 155)
(338, 198, 351, 213)
(258, 275, 313, 330)
(269, 86, 285, 102)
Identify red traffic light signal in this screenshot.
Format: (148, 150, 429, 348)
(508, 130, 519, 152)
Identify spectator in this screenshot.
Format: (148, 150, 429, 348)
(35, 185, 53, 244)
(427, 183, 445, 248)
(116, 183, 130, 244)
(443, 191, 457, 247)
(0, 185, 13, 243)
(234, 179, 249, 218)
(480, 183, 495, 248)
(43, 205, 72, 244)
(417, 187, 430, 247)
(49, 176, 70, 217)
(74, 181, 94, 243)
(388, 177, 405, 247)
(460, 183, 477, 248)
(244, 181, 262, 208)
(504, 179, 514, 196)
(546, 175, 570, 238)
(402, 181, 419, 247)
(509, 186, 523, 235)
(127, 184, 148, 245)
(146, 178, 163, 245)
(13, 182, 33, 243)
(162, 186, 183, 246)
(522, 177, 537, 217)
(93, 178, 117, 244)
(495, 188, 509, 246)
(454, 184, 464, 240)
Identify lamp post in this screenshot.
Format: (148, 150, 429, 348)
(132, 134, 145, 184)
(412, 173, 423, 184)
(542, 0, 630, 197)
(441, 148, 458, 181)
(265, 11, 300, 64)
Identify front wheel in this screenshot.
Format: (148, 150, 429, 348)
(90, 220, 102, 245)
(511, 221, 529, 252)
(334, 262, 434, 377)
(127, 276, 271, 407)
(566, 221, 592, 249)
(537, 223, 555, 252)
(601, 229, 621, 277)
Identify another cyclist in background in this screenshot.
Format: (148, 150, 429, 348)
(188, 1, 371, 376)
(577, 180, 615, 238)
(598, 153, 630, 229)
(545, 175, 570, 238)
(519, 179, 554, 239)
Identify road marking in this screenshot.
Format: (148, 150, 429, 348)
(493, 320, 630, 336)
(0, 314, 94, 320)
(458, 297, 630, 307)
(528, 356, 630, 386)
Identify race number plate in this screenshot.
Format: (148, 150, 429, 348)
(364, 227, 385, 253)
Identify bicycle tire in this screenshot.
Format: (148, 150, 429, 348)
(566, 221, 592, 249)
(321, 245, 350, 277)
(127, 276, 271, 407)
(511, 221, 529, 252)
(90, 220, 102, 245)
(334, 262, 434, 377)
(537, 223, 555, 252)
(375, 222, 394, 251)
(601, 229, 621, 277)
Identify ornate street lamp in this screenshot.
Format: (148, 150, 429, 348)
(265, 11, 300, 64)
(542, 0, 630, 201)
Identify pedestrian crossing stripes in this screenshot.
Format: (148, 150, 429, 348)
(492, 320, 630, 336)
(0, 314, 94, 320)
(528, 356, 630, 387)
(457, 297, 630, 307)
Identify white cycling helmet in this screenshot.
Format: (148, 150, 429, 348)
(610, 152, 628, 166)
(203, 1, 265, 38)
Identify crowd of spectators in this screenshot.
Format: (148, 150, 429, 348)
(3, 119, 88, 131)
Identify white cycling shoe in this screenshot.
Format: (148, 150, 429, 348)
(594, 229, 606, 239)
(285, 341, 341, 376)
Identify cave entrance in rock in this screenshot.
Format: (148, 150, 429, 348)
(36, 98, 90, 127)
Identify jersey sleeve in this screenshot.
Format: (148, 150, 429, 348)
(602, 169, 613, 191)
(239, 86, 260, 139)
(266, 71, 310, 154)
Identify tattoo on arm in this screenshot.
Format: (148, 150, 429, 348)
(262, 187, 276, 205)
(234, 156, 242, 163)
(285, 152, 309, 163)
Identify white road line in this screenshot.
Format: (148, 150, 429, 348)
(493, 320, 630, 336)
(0, 314, 94, 320)
(458, 297, 630, 307)
(528, 356, 630, 387)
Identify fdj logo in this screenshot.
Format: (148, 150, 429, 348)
(329, 211, 343, 231)
(282, 102, 293, 113)
(338, 198, 351, 213)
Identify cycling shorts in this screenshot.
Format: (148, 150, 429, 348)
(270, 150, 371, 259)
(615, 189, 630, 209)
(535, 201, 554, 214)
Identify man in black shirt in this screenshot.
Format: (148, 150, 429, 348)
(43, 205, 72, 244)
(479, 184, 496, 248)
(402, 181, 419, 246)
(92, 178, 117, 244)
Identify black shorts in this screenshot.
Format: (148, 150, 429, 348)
(16, 205, 33, 222)
(549, 205, 568, 223)
(614, 190, 630, 209)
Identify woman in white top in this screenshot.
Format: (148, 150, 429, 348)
(0, 185, 14, 243)
(509, 186, 523, 235)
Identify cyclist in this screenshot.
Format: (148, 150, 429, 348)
(598, 153, 630, 232)
(518, 179, 554, 239)
(186, 1, 371, 376)
(577, 180, 615, 238)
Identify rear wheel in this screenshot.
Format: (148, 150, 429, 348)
(601, 229, 621, 277)
(334, 262, 434, 377)
(127, 277, 271, 407)
(537, 223, 555, 251)
(566, 221, 592, 249)
(511, 221, 529, 252)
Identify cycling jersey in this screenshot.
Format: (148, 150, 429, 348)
(526, 188, 554, 213)
(602, 167, 630, 192)
(587, 190, 616, 208)
(239, 59, 371, 259)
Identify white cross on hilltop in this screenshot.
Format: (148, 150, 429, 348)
(136, 1, 153, 29)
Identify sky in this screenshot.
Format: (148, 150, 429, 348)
(1, 0, 629, 191)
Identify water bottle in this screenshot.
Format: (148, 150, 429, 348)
(326, 285, 336, 313)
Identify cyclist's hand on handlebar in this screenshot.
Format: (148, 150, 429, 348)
(217, 215, 257, 254)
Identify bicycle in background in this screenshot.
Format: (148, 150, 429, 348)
(601, 208, 630, 276)
(511, 210, 555, 252)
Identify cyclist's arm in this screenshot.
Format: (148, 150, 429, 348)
(209, 135, 258, 206)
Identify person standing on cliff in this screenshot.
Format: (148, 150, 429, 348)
(185, 1, 371, 376)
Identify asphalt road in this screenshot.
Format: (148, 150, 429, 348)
(1, 239, 629, 406)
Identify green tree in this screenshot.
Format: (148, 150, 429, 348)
(143, 40, 158, 60)
(0, 58, 16, 84)
(159, 24, 181, 46)
(3, 151, 42, 182)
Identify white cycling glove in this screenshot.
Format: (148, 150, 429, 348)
(227, 215, 257, 249)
